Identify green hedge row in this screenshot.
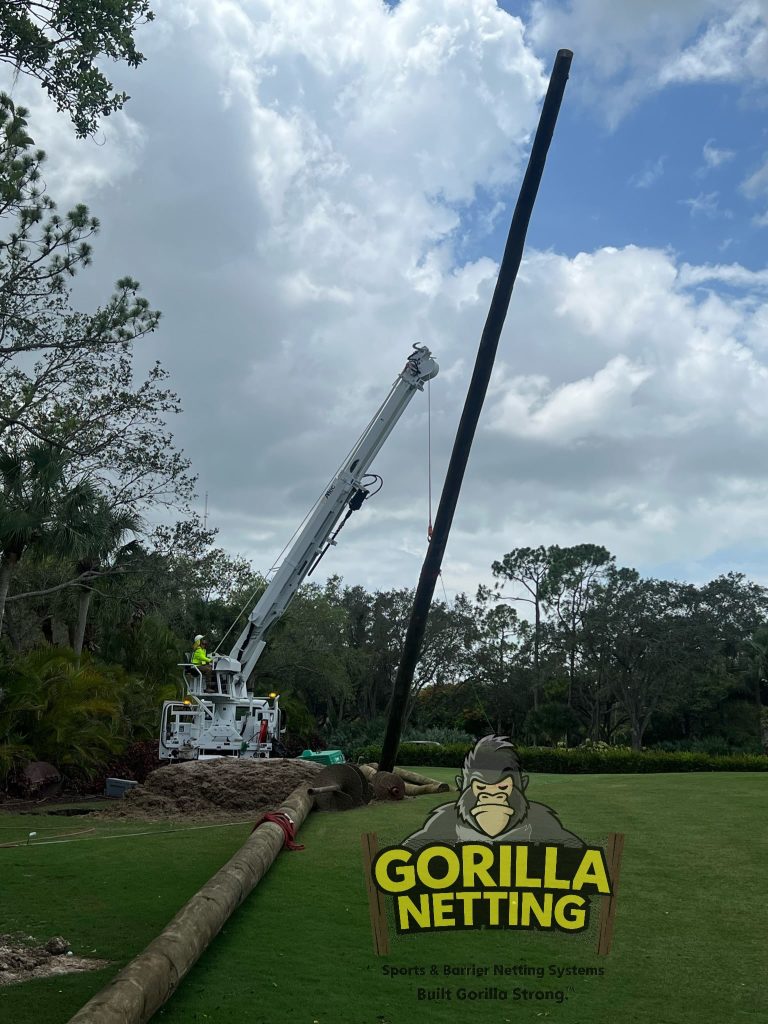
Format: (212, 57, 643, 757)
(355, 743, 768, 773)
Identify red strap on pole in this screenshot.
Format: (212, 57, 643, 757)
(251, 811, 305, 850)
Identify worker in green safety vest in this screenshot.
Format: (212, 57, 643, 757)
(191, 633, 214, 681)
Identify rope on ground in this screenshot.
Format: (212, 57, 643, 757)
(0, 819, 257, 848)
(0, 827, 95, 847)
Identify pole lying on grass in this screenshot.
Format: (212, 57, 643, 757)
(360, 763, 449, 794)
(379, 49, 574, 773)
(67, 784, 314, 1024)
(366, 763, 449, 788)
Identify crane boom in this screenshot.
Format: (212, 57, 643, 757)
(216, 344, 438, 685)
(159, 343, 437, 762)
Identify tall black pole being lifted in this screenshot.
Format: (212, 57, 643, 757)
(379, 49, 573, 772)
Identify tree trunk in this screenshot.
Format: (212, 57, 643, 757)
(630, 717, 643, 752)
(533, 598, 541, 711)
(756, 675, 765, 753)
(590, 689, 600, 741)
(83, 618, 96, 654)
(73, 588, 93, 662)
(2, 605, 21, 651)
(497, 635, 505, 734)
(40, 614, 54, 645)
(0, 551, 18, 633)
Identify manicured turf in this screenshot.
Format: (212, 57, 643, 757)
(1, 771, 766, 1024)
(0, 812, 254, 1022)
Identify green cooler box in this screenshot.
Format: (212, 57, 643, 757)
(299, 748, 345, 766)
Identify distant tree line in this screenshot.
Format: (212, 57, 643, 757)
(3, 533, 767, 785)
(266, 551, 768, 758)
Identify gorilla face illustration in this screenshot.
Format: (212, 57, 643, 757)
(401, 735, 585, 851)
(456, 738, 530, 838)
(457, 774, 530, 837)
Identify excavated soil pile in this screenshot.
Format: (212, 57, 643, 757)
(101, 758, 324, 821)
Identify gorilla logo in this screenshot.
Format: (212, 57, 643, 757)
(402, 735, 584, 850)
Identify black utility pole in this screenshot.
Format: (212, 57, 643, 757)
(379, 49, 573, 772)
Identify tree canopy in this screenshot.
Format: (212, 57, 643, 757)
(0, 1, 154, 137)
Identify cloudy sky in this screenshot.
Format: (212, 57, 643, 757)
(6, 0, 768, 600)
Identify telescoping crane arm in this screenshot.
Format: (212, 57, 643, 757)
(214, 344, 438, 687)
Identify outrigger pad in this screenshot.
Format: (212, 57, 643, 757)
(308, 763, 372, 812)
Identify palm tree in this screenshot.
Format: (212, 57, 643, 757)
(0, 442, 69, 631)
(67, 494, 141, 660)
(1, 647, 129, 777)
(0, 442, 113, 636)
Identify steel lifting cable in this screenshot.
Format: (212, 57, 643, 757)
(427, 376, 433, 542)
(215, 582, 266, 654)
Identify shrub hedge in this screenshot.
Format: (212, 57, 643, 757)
(354, 743, 768, 773)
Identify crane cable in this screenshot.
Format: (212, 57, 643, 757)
(427, 376, 433, 542)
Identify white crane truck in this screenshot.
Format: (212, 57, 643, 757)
(159, 344, 439, 761)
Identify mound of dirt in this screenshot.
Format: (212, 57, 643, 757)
(101, 758, 324, 821)
(0, 935, 108, 986)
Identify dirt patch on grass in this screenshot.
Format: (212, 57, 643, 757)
(0, 935, 108, 986)
(98, 758, 324, 821)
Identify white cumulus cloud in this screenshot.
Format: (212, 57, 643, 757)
(4, 0, 768, 597)
(529, 0, 768, 124)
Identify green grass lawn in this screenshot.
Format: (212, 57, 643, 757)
(1, 770, 766, 1024)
